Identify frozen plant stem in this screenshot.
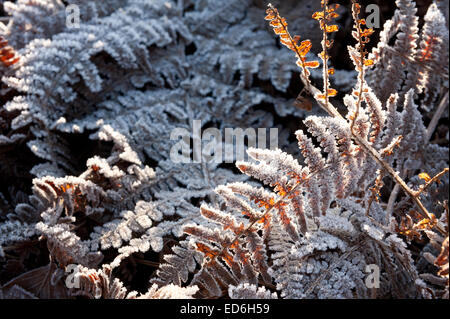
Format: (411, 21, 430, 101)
(426, 91, 449, 142)
(321, 1, 330, 111)
(350, 0, 366, 131)
(414, 168, 449, 197)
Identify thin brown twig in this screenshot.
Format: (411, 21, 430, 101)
(321, 1, 330, 112)
(350, 0, 366, 131)
(426, 91, 449, 142)
(366, 169, 384, 216)
(387, 90, 449, 221)
(414, 168, 449, 197)
(134, 259, 160, 268)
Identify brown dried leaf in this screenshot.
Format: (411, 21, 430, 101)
(1, 263, 70, 299)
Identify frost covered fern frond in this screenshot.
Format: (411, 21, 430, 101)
(368, 0, 449, 110)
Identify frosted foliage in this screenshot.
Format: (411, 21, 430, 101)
(228, 283, 278, 299)
(0, 0, 448, 300)
(368, 0, 448, 109)
(132, 284, 199, 299)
